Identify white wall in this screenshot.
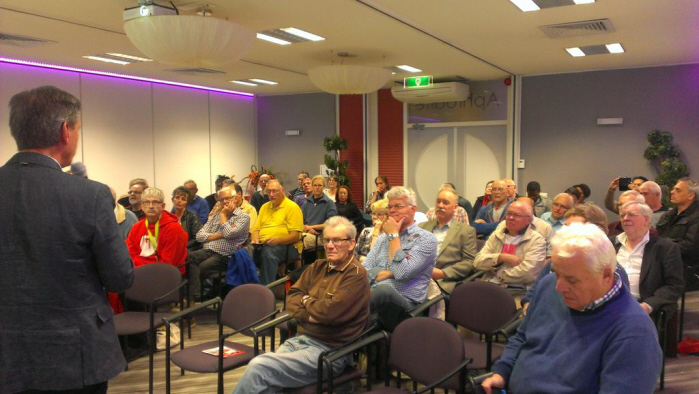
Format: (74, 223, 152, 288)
(0, 62, 256, 202)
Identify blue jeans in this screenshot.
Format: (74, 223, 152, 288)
(258, 244, 298, 285)
(231, 335, 351, 394)
(369, 284, 419, 332)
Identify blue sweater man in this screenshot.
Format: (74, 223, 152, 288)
(483, 222, 662, 394)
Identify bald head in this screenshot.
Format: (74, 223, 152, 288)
(503, 178, 517, 198)
(491, 180, 508, 204)
(517, 197, 535, 212)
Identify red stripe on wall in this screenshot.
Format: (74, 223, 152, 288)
(377, 89, 404, 186)
(338, 94, 365, 204)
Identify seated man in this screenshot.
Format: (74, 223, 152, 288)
(126, 187, 188, 274)
(539, 193, 574, 233)
(512, 197, 554, 257)
(120, 178, 148, 220)
(288, 171, 309, 200)
(419, 188, 477, 293)
(205, 175, 229, 211)
(639, 181, 670, 227)
(294, 177, 313, 206)
(425, 183, 470, 224)
(183, 179, 211, 224)
(188, 186, 250, 296)
(526, 181, 551, 217)
(608, 190, 646, 238)
(232, 216, 369, 393)
(362, 186, 437, 331)
(250, 174, 271, 213)
(473, 201, 546, 290)
(473, 180, 512, 239)
(301, 175, 338, 250)
(251, 179, 303, 285)
(482, 223, 662, 394)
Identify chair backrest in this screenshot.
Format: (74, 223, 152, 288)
(125, 263, 183, 306)
(447, 281, 516, 334)
(221, 284, 276, 335)
(476, 239, 487, 252)
(389, 317, 466, 391)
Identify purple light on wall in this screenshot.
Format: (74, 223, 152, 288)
(0, 57, 254, 98)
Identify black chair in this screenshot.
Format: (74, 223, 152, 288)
(162, 284, 278, 394)
(655, 307, 674, 391)
(446, 281, 520, 371)
(113, 263, 187, 394)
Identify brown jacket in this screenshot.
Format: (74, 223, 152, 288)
(288, 257, 370, 347)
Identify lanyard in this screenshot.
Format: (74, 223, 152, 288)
(146, 219, 160, 251)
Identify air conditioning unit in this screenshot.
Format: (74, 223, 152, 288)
(391, 82, 469, 104)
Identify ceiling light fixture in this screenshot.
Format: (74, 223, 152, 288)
(510, 0, 540, 12)
(105, 53, 153, 62)
(83, 56, 131, 65)
(605, 43, 625, 53)
(308, 64, 392, 95)
(280, 27, 325, 41)
(256, 33, 291, 45)
(396, 65, 422, 73)
(565, 47, 586, 57)
(573, 0, 596, 4)
(231, 80, 258, 86)
(250, 78, 278, 85)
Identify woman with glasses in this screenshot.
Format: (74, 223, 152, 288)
(324, 174, 339, 202)
(355, 198, 389, 262)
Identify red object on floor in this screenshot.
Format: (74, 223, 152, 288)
(677, 337, 699, 354)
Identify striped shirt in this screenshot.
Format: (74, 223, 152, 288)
(196, 208, 250, 257)
(581, 272, 622, 312)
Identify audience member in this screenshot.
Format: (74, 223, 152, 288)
(355, 198, 389, 262)
(324, 174, 339, 202)
(607, 190, 646, 238)
(232, 182, 257, 236)
(605, 176, 648, 213)
(426, 184, 470, 225)
(512, 197, 554, 257)
(474, 201, 546, 290)
(639, 180, 669, 227)
(232, 216, 369, 394)
(365, 175, 390, 213)
(526, 181, 551, 217)
(70, 161, 88, 178)
(1, 85, 134, 393)
(503, 178, 519, 199)
(564, 186, 582, 206)
(288, 171, 309, 200)
(335, 185, 364, 230)
(120, 178, 148, 219)
(574, 183, 591, 204)
(205, 175, 229, 210)
(250, 173, 271, 212)
(539, 193, 574, 233)
(126, 187, 188, 274)
(301, 175, 338, 250)
(293, 176, 313, 206)
(183, 179, 211, 224)
(111, 186, 138, 240)
(419, 188, 477, 293)
(473, 180, 512, 239)
(362, 186, 437, 331)
(251, 179, 303, 285)
(171, 186, 202, 250)
(471, 180, 494, 222)
(444, 182, 474, 218)
(656, 178, 699, 290)
(482, 223, 662, 394)
(188, 186, 250, 297)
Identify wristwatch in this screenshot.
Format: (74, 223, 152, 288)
(386, 233, 399, 241)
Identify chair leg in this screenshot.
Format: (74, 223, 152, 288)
(679, 291, 686, 341)
(148, 330, 155, 394)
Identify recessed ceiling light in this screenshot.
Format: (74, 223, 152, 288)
(105, 53, 152, 62)
(280, 27, 324, 42)
(396, 65, 422, 73)
(510, 0, 540, 12)
(231, 80, 258, 86)
(573, 0, 596, 4)
(250, 78, 278, 85)
(605, 43, 624, 54)
(565, 47, 586, 57)
(256, 33, 291, 46)
(83, 55, 130, 65)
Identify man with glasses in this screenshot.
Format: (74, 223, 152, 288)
(473, 179, 513, 239)
(362, 186, 437, 331)
(540, 193, 574, 233)
(233, 216, 369, 393)
(118, 178, 148, 220)
(187, 186, 250, 298)
(474, 201, 546, 290)
(251, 179, 303, 284)
(126, 187, 188, 274)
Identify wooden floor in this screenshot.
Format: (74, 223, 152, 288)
(109, 294, 699, 393)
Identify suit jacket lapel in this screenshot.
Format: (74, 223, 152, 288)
(639, 235, 656, 286)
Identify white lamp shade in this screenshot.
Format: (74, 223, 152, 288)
(308, 65, 392, 95)
(124, 15, 255, 68)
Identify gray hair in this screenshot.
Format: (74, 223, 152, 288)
(385, 186, 417, 206)
(218, 186, 234, 197)
(9, 86, 82, 150)
(678, 178, 699, 197)
(620, 201, 653, 219)
(184, 179, 197, 188)
(323, 216, 357, 240)
(619, 190, 645, 203)
(640, 181, 661, 197)
(129, 178, 148, 188)
(142, 187, 164, 202)
(554, 193, 575, 208)
(551, 222, 617, 274)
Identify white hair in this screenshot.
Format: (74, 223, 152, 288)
(554, 193, 574, 208)
(620, 201, 653, 219)
(324, 216, 357, 240)
(385, 186, 417, 206)
(619, 190, 645, 203)
(551, 222, 617, 274)
(142, 187, 164, 202)
(640, 181, 661, 197)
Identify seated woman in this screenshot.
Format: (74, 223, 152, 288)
(354, 198, 388, 262)
(301, 175, 338, 251)
(471, 180, 493, 222)
(324, 174, 339, 202)
(171, 186, 203, 251)
(365, 175, 390, 213)
(335, 185, 365, 232)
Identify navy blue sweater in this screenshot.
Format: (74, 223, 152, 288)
(494, 273, 662, 394)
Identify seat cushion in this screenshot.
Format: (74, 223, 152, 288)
(463, 338, 504, 370)
(170, 340, 258, 373)
(114, 312, 171, 335)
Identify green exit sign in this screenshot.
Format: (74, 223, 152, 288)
(404, 76, 433, 88)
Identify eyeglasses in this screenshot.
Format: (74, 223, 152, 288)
(388, 204, 410, 210)
(552, 202, 570, 209)
(267, 189, 282, 195)
(491, 187, 505, 192)
(322, 238, 352, 246)
(620, 212, 641, 219)
(505, 212, 528, 218)
(128, 190, 143, 195)
(142, 200, 162, 207)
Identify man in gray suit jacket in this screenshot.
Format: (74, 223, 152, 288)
(419, 189, 477, 293)
(0, 86, 134, 394)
